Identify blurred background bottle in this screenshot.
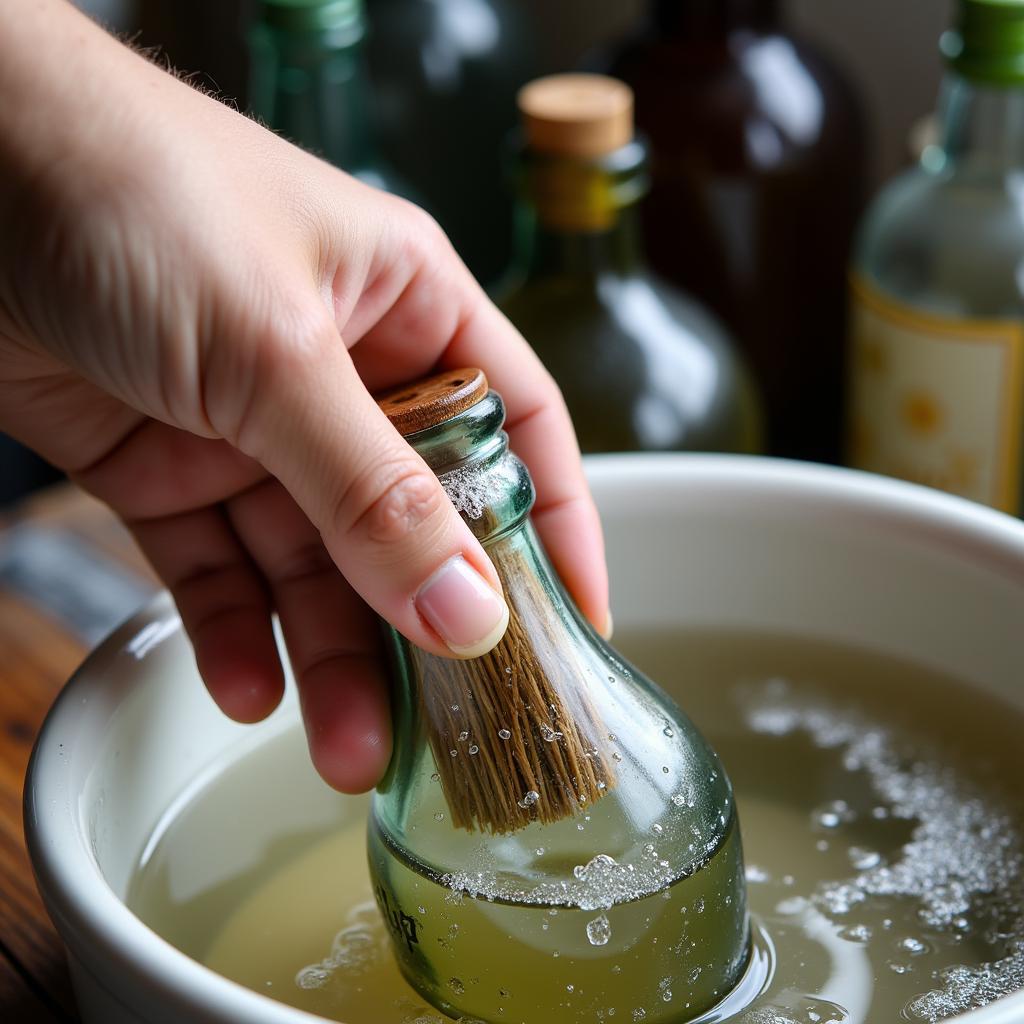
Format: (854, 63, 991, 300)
(597, 0, 866, 464)
(248, 0, 411, 196)
(364, 0, 540, 286)
(847, 0, 1024, 517)
(497, 74, 761, 455)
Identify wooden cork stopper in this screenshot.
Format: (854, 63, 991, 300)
(377, 367, 488, 436)
(518, 74, 634, 158)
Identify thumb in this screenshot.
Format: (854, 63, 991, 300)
(235, 318, 509, 659)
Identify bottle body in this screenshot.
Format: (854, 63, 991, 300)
(602, 0, 866, 462)
(847, 63, 1024, 514)
(499, 268, 761, 455)
(497, 127, 762, 457)
(365, 0, 540, 284)
(368, 386, 750, 1022)
(248, 1, 410, 195)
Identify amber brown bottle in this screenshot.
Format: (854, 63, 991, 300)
(602, 0, 867, 462)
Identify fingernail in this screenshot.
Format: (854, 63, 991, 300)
(600, 609, 614, 641)
(415, 555, 509, 658)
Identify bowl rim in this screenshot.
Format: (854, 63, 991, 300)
(23, 454, 1024, 1024)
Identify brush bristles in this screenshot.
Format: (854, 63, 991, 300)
(413, 542, 616, 834)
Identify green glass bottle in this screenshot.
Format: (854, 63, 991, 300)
(368, 368, 750, 1024)
(247, 0, 408, 194)
(496, 75, 761, 455)
(847, 0, 1024, 516)
(364, 0, 541, 286)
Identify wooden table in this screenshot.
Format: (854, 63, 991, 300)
(0, 484, 159, 1023)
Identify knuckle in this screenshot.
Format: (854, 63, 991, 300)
(347, 464, 447, 548)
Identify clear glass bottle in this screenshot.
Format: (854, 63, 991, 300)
(368, 369, 750, 1024)
(247, 0, 411, 195)
(496, 74, 761, 456)
(847, 0, 1024, 516)
(600, 0, 867, 464)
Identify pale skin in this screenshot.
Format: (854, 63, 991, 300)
(0, 0, 609, 793)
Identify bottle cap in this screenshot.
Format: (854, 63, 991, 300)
(377, 368, 488, 436)
(941, 0, 1024, 86)
(517, 74, 634, 158)
(254, 0, 363, 34)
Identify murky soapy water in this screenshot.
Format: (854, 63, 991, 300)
(128, 630, 1024, 1023)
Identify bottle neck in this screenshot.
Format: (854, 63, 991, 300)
(653, 0, 782, 36)
(928, 71, 1024, 176)
(511, 203, 646, 280)
(248, 23, 378, 174)
(509, 141, 649, 281)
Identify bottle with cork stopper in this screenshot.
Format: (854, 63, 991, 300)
(497, 74, 762, 456)
(367, 367, 751, 1023)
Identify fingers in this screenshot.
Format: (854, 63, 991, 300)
(76, 420, 266, 520)
(344, 249, 610, 635)
(233, 317, 509, 662)
(227, 479, 392, 793)
(130, 507, 284, 723)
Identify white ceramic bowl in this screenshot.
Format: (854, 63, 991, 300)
(25, 455, 1024, 1024)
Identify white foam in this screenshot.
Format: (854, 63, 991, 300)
(746, 687, 1024, 1021)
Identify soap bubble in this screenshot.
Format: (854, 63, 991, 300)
(518, 790, 540, 808)
(587, 913, 611, 946)
(498, 728, 511, 740)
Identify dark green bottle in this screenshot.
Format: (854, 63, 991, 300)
(497, 74, 761, 455)
(364, 0, 540, 285)
(247, 0, 409, 195)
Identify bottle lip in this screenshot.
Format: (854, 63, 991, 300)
(941, 0, 1024, 87)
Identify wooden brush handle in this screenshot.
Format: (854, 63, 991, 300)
(377, 367, 487, 436)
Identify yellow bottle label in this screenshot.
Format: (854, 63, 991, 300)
(847, 273, 1024, 515)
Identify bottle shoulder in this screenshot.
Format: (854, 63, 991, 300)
(856, 166, 1024, 317)
(604, 29, 865, 166)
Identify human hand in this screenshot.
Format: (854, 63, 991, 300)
(0, 0, 608, 792)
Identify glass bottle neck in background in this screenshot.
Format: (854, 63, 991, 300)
(248, 18, 378, 177)
(928, 73, 1024, 178)
(511, 202, 646, 282)
(653, 0, 782, 36)
(507, 144, 650, 283)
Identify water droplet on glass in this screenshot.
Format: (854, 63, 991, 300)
(695, 898, 705, 913)
(518, 790, 540, 808)
(672, 793, 685, 807)
(612, 752, 623, 762)
(449, 977, 465, 995)
(566, 984, 574, 993)
(451, 705, 460, 712)
(651, 823, 664, 836)
(418, 905, 426, 915)
(540, 723, 563, 742)
(498, 728, 511, 740)
(430, 772, 440, 782)
(434, 812, 445, 822)
(632, 1011, 646, 1021)
(535, 847, 545, 856)
(458, 730, 469, 741)
(450, 749, 458, 757)
(663, 726, 674, 737)
(688, 967, 701, 984)
(659, 978, 673, 1002)
(469, 744, 479, 755)
(587, 913, 611, 946)
(611, 965, 622, 975)
(662, 766, 670, 774)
